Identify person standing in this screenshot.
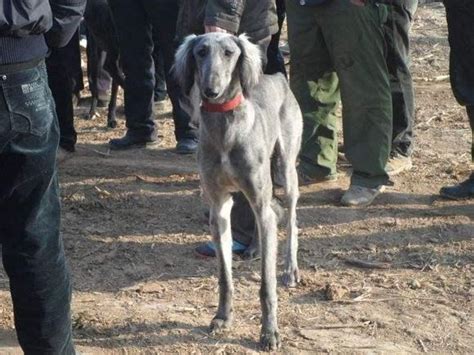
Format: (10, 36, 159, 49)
(47, 30, 83, 160)
(381, 0, 418, 175)
(265, 0, 288, 77)
(439, 0, 474, 199)
(0, 0, 85, 353)
(286, 0, 393, 206)
(108, 0, 198, 154)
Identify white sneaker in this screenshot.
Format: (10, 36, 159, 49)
(341, 185, 385, 207)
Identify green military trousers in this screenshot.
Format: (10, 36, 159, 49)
(286, 0, 392, 188)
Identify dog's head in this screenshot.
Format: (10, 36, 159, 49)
(173, 33, 262, 100)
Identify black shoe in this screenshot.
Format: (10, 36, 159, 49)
(439, 176, 474, 200)
(109, 132, 158, 151)
(97, 98, 109, 108)
(154, 92, 168, 103)
(176, 138, 198, 155)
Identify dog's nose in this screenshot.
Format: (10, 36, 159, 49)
(204, 88, 219, 98)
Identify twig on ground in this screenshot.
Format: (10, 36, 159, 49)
(414, 115, 439, 129)
(81, 146, 111, 157)
(418, 338, 428, 353)
(301, 322, 370, 329)
(333, 296, 448, 305)
(343, 258, 391, 270)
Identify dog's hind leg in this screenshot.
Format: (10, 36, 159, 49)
(86, 39, 102, 120)
(107, 78, 119, 128)
(209, 193, 234, 334)
(281, 154, 300, 288)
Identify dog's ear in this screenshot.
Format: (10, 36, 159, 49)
(173, 34, 197, 95)
(234, 34, 262, 96)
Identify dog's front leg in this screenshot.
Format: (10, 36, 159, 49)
(209, 194, 234, 334)
(251, 194, 281, 351)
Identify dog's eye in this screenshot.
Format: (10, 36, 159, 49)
(197, 48, 207, 57)
(224, 49, 234, 57)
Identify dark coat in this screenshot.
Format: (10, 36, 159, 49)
(177, 0, 278, 42)
(0, 0, 86, 48)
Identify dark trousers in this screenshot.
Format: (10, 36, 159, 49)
(444, 0, 474, 160)
(0, 61, 74, 354)
(287, 0, 392, 188)
(109, 0, 197, 140)
(86, 28, 167, 101)
(46, 31, 82, 152)
(265, 0, 287, 77)
(381, 0, 418, 157)
(86, 30, 112, 99)
(153, 44, 167, 100)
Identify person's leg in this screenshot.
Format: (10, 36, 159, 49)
(265, 0, 287, 76)
(440, 0, 474, 199)
(469, 105, 474, 161)
(286, 0, 340, 181)
(69, 30, 84, 99)
(320, 0, 392, 204)
(0, 62, 74, 354)
(46, 41, 77, 153)
(145, 0, 198, 153)
(383, 0, 417, 161)
(440, 105, 474, 199)
(153, 42, 168, 102)
(109, 0, 157, 148)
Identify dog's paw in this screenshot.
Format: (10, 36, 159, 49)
(210, 317, 232, 335)
(242, 244, 260, 260)
(107, 120, 117, 129)
(282, 267, 300, 288)
(260, 329, 281, 351)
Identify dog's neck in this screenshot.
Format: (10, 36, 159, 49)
(201, 94, 244, 113)
(200, 77, 245, 113)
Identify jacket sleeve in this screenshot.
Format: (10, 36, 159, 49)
(205, 0, 246, 34)
(45, 0, 86, 48)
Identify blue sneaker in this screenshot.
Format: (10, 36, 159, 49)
(195, 240, 248, 258)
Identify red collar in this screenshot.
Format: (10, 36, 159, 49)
(201, 94, 244, 113)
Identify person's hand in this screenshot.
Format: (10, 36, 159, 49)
(205, 25, 229, 33)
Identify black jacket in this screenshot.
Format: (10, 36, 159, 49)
(205, 0, 278, 41)
(0, 0, 86, 64)
(176, 0, 278, 42)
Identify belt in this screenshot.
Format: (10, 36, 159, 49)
(0, 58, 43, 75)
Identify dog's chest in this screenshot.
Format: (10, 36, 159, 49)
(209, 148, 251, 192)
(220, 152, 235, 176)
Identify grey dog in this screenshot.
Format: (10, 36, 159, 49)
(174, 32, 302, 350)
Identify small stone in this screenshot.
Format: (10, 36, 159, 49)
(324, 283, 350, 301)
(249, 272, 261, 282)
(366, 244, 377, 253)
(409, 279, 422, 289)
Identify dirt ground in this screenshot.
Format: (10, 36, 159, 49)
(1, 3, 473, 354)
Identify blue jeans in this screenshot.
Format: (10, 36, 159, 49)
(0, 61, 74, 354)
